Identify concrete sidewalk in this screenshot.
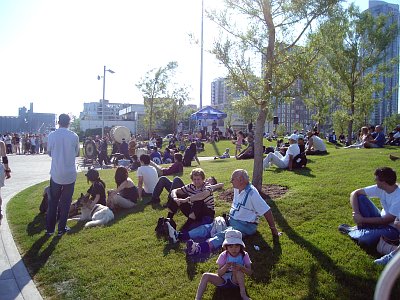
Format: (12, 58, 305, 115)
(0, 154, 52, 300)
(0, 154, 219, 299)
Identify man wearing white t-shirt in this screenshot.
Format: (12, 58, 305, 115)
(263, 134, 300, 170)
(137, 154, 158, 199)
(46, 114, 80, 236)
(305, 131, 327, 155)
(339, 167, 400, 247)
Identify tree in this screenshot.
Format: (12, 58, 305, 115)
(312, 4, 398, 144)
(301, 57, 339, 132)
(136, 61, 178, 138)
(231, 95, 259, 124)
(209, 0, 340, 190)
(384, 114, 400, 133)
(159, 86, 190, 134)
(332, 110, 350, 138)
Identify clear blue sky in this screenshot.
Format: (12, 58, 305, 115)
(0, 0, 398, 117)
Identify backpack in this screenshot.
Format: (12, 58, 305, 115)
(210, 216, 228, 237)
(292, 153, 307, 169)
(155, 217, 177, 236)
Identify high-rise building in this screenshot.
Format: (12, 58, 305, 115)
(367, 0, 399, 125)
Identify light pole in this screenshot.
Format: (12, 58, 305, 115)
(200, 0, 204, 110)
(98, 66, 115, 137)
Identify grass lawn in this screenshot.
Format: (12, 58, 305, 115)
(7, 141, 400, 299)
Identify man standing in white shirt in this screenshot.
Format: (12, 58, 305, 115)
(262, 134, 300, 170)
(46, 114, 80, 236)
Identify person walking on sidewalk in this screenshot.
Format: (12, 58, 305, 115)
(0, 140, 11, 223)
(46, 114, 80, 236)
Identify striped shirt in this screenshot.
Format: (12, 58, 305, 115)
(181, 183, 214, 210)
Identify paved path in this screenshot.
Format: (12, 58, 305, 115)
(0, 154, 218, 300)
(0, 154, 52, 300)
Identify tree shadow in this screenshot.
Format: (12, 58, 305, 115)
(267, 200, 378, 298)
(244, 232, 281, 283)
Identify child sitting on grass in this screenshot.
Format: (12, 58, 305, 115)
(214, 148, 230, 160)
(195, 229, 252, 300)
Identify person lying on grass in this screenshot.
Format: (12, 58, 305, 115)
(195, 229, 252, 300)
(338, 167, 400, 248)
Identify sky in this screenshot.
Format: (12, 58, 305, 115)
(0, 0, 398, 118)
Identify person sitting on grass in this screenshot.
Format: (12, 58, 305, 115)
(137, 154, 158, 200)
(338, 167, 400, 248)
(364, 125, 385, 148)
(262, 134, 300, 171)
(165, 169, 281, 255)
(214, 148, 230, 160)
(195, 229, 252, 300)
(150, 147, 162, 164)
(162, 148, 174, 164)
(305, 131, 327, 155)
(165, 168, 217, 231)
(236, 134, 254, 160)
(84, 168, 106, 206)
(107, 166, 138, 210)
(150, 152, 184, 177)
(183, 142, 200, 167)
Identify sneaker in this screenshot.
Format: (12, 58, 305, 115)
(338, 224, 356, 234)
(166, 221, 178, 244)
(186, 239, 201, 256)
(45, 231, 54, 236)
(57, 226, 71, 237)
(374, 252, 395, 265)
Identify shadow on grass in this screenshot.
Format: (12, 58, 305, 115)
(22, 234, 60, 277)
(266, 167, 316, 178)
(111, 197, 153, 225)
(27, 213, 47, 236)
(267, 199, 377, 298)
(210, 142, 221, 157)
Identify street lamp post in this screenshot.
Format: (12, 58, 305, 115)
(200, 0, 204, 110)
(98, 66, 115, 137)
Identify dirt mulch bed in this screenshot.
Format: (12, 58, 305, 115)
(218, 184, 288, 202)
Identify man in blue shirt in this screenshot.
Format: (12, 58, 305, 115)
(46, 114, 80, 236)
(364, 125, 385, 148)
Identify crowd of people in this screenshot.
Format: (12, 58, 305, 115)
(3, 116, 400, 299)
(0, 132, 49, 155)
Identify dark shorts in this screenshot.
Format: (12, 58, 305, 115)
(218, 278, 238, 289)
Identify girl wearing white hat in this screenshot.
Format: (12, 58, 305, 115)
(195, 229, 252, 300)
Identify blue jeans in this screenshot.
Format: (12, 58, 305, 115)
(46, 178, 75, 233)
(348, 195, 399, 247)
(188, 218, 258, 250)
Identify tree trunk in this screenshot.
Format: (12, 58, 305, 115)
(252, 108, 267, 191)
(148, 98, 154, 139)
(347, 89, 355, 145)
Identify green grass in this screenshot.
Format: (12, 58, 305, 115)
(7, 141, 400, 299)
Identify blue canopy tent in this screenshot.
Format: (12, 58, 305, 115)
(190, 105, 227, 120)
(190, 105, 227, 133)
